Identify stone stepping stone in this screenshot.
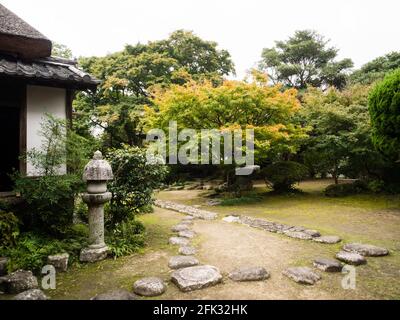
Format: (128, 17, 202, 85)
(179, 246, 197, 256)
(303, 229, 321, 238)
(0, 270, 38, 294)
(169, 237, 190, 246)
(336, 251, 367, 265)
(313, 258, 343, 272)
(283, 267, 321, 285)
(342, 243, 389, 257)
(183, 216, 195, 221)
(284, 231, 313, 240)
(178, 230, 196, 239)
(171, 224, 190, 232)
(313, 235, 342, 244)
(91, 289, 138, 300)
(133, 277, 166, 297)
(180, 220, 194, 226)
(222, 216, 241, 223)
(171, 265, 223, 292)
(13, 289, 48, 300)
(229, 267, 270, 282)
(168, 256, 199, 269)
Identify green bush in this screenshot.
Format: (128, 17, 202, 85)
(106, 145, 168, 228)
(325, 181, 368, 197)
(369, 69, 400, 160)
(0, 211, 20, 248)
(262, 161, 309, 192)
(0, 226, 88, 273)
(106, 220, 145, 258)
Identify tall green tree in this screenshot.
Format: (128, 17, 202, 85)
(351, 52, 400, 85)
(259, 30, 353, 89)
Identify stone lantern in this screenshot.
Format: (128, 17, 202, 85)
(80, 151, 113, 263)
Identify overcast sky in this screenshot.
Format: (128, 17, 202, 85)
(2, 0, 399, 78)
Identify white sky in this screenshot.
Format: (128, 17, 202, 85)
(2, 0, 399, 79)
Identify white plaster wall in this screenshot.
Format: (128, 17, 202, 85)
(26, 85, 67, 176)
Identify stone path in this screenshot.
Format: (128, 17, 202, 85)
(155, 200, 217, 220)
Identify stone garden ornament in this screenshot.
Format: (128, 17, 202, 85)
(80, 151, 113, 263)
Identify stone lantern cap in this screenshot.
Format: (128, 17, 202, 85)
(83, 151, 114, 182)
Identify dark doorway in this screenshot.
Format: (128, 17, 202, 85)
(0, 83, 21, 192)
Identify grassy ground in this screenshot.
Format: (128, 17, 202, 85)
(5, 179, 398, 300)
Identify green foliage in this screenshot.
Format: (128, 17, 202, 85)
(52, 42, 73, 59)
(259, 30, 353, 89)
(12, 115, 91, 236)
(351, 52, 400, 85)
(262, 161, 308, 192)
(0, 211, 20, 248)
(368, 69, 400, 161)
(324, 181, 368, 197)
(106, 145, 168, 227)
(0, 227, 88, 273)
(75, 30, 235, 149)
(106, 220, 145, 258)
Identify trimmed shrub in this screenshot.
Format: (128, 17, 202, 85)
(325, 181, 368, 197)
(262, 161, 308, 192)
(368, 69, 400, 160)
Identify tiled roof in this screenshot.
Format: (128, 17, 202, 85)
(0, 55, 100, 90)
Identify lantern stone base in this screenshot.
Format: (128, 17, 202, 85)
(80, 246, 109, 263)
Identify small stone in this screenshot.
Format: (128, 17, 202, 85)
(80, 246, 108, 263)
(13, 289, 48, 300)
(304, 229, 321, 238)
(133, 277, 166, 297)
(47, 253, 69, 272)
(229, 267, 269, 282)
(180, 220, 193, 226)
(179, 246, 197, 256)
(342, 243, 389, 257)
(313, 236, 342, 244)
(168, 256, 199, 269)
(178, 230, 196, 239)
(336, 251, 367, 265)
(171, 224, 190, 232)
(313, 258, 343, 272)
(0, 270, 38, 294)
(284, 231, 313, 240)
(0, 257, 8, 276)
(283, 267, 321, 285)
(223, 216, 241, 223)
(171, 265, 223, 292)
(91, 289, 138, 300)
(183, 216, 195, 221)
(169, 237, 190, 246)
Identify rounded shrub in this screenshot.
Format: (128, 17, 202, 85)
(262, 161, 308, 192)
(325, 180, 368, 197)
(368, 69, 400, 160)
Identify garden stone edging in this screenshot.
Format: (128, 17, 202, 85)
(155, 200, 217, 220)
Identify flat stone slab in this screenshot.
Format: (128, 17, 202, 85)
(171, 224, 190, 232)
(183, 216, 195, 221)
(169, 237, 190, 246)
(133, 277, 166, 297)
(229, 267, 269, 282)
(91, 289, 138, 300)
(13, 289, 48, 300)
(222, 216, 241, 223)
(178, 230, 196, 239)
(180, 220, 193, 226)
(284, 231, 313, 240)
(342, 243, 389, 257)
(179, 246, 197, 256)
(0, 270, 38, 294)
(336, 251, 367, 265)
(171, 265, 223, 292)
(283, 267, 321, 285)
(155, 200, 217, 220)
(313, 258, 343, 272)
(303, 229, 321, 238)
(168, 256, 199, 269)
(313, 236, 342, 244)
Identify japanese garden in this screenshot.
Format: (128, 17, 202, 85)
(0, 1, 399, 301)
